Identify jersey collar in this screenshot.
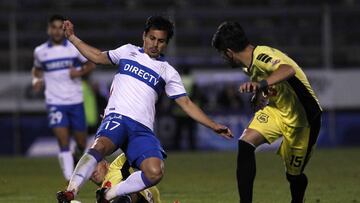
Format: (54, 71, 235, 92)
(139, 48, 165, 61)
(245, 45, 257, 73)
(47, 39, 68, 47)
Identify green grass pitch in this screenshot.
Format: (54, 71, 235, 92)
(0, 148, 359, 203)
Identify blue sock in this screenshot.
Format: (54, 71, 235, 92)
(87, 148, 103, 163)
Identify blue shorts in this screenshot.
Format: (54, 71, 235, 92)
(96, 113, 167, 168)
(46, 103, 87, 132)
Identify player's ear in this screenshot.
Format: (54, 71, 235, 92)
(226, 48, 234, 54)
(142, 32, 146, 41)
(225, 48, 234, 58)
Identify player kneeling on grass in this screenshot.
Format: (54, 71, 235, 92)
(212, 22, 322, 203)
(90, 153, 161, 203)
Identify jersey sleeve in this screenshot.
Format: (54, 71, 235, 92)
(33, 50, 43, 69)
(107, 44, 128, 65)
(253, 48, 288, 73)
(77, 51, 88, 63)
(165, 69, 187, 99)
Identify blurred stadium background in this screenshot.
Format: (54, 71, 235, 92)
(0, 0, 360, 202)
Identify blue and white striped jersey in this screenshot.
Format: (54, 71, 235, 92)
(105, 44, 187, 130)
(33, 40, 87, 105)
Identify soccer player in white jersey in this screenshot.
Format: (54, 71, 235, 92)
(32, 15, 95, 182)
(56, 16, 233, 203)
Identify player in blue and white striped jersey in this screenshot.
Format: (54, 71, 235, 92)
(57, 16, 233, 203)
(32, 15, 95, 182)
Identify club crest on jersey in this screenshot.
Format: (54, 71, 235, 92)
(271, 59, 281, 67)
(256, 112, 269, 123)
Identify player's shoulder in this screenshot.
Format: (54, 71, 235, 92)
(255, 45, 287, 56)
(254, 45, 276, 56)
(162, 60, 179, 76)
(118, 43, 137, 51)
(253, 45, 284, 63)
(34, 41, 49, 54)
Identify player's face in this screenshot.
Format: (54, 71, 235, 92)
(143, 29, 168, 58)
(47, 20, 65, 43)
(90, 161, 108, 185)
(222, 49, 242, 68)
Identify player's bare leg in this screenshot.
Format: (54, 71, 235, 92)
(73, 130, 87, 164)
(237, 128, 267, 203)
(54, 127, 74, 181)
(103, 157, 163, 201)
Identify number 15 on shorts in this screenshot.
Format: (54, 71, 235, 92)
(290, 155, 303, 167)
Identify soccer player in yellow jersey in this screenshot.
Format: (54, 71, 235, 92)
(90, 153, 161, 203)
(212, 22, 322, 203)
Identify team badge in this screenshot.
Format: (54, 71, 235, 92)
(256, 112, 269, 123)
(271, 59, 281, 67)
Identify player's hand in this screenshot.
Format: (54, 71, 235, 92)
(239, 82, 260, 93)
(251, 91, 269, 112)
(32, 78, 43, 93)
(63, 20, 75, 39)
(213, 123, 233, 139)
(69, 66, 83, 79)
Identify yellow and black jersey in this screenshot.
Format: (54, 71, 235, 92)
(243, 45, 322, 127)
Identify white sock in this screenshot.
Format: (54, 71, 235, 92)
(105, 171, 152, 200)
(67, 153, 97, 194)
(58, 151, 74, 181)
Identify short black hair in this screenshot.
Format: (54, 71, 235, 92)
(48, 14, 66, 24)
(212, 21, 249, 52)
(144, 16, 174, 43)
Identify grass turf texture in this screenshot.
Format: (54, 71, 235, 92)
(0, 148, 359, 203)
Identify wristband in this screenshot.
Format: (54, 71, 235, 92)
(259, 79, 268, 90)
(32, 77, 42, 84)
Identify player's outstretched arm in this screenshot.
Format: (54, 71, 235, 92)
(239, 64, 295, 93)
(175, 96, 233, 139)
(63, 20, 112, 65)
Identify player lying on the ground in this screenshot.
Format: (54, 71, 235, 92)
(32, 14, 95, 181)
(57, 15, 233, 203)
(90, 153, 161, 203)
(212, 21, 322, 203)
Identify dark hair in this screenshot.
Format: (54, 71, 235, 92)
(212, 21, 249, 52)
(48, 14, 66, 24)
(144, 16, 174, 43)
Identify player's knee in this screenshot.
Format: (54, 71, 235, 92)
(91, 137, 115, 156)
(237, 140, 255, 157)
(144, 165, 164, 184)
(57, 136, 70, 148)
(77, 142, 86, 152)
(286, 173, 308, 185)
(240, 128, 266, 147)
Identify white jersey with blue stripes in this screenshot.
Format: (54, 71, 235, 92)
(106, 44, 187, 130)
(33, 40, 87, 105)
